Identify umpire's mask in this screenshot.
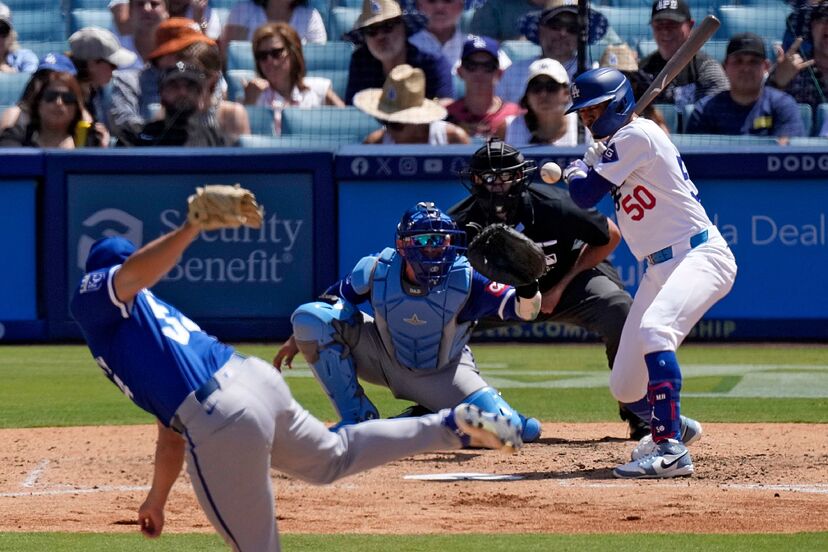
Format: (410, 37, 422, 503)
(462, 139, 536, 224)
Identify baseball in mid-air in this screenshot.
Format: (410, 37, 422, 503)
(540, 162, 562, 184)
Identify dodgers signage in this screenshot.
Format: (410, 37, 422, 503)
(67, 173, 313, 318)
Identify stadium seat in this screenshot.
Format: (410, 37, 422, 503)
(788, 136, 828, 146)
(798, 103, 813, 138)
(0, 73, 31, 106)
(637, 38, 731, 63)
(654, 103, 679, 134)
(717, 4, 791, 42)
(245, 104, 276, 136)
(237, 134, 352, 148)
(330, 7, 360, 41)
(460, 9, 475, 34)
(671, 134, 780, 147)
(280, 106, 381, 140)
(3, 0, 54, 9)
(305, 41, 352, 72)
(682, 103, 695, 132)
(225, 69, 255, 103)
(594, 7, 652, 47)
(227, 41, 254, 72)
(336, 0, 364, 7)
(67, 0, 114, 8)
(20, 41, 70, 58)
(69, 9, 113, 35)
(816, 103, 828, 137)
(501, 41, 541, 62)
(206, 0, 238, 7)
(452, 73, 465, 99)
(10, 9, 65, 42)
(308, 69, 349, 100)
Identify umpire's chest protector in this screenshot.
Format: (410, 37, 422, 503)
(371, 249, 472, 371)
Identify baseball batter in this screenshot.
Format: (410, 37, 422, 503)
(563, 68, 737, 478)
(276, 202, 544, 443)
(69, 189, 522, 551)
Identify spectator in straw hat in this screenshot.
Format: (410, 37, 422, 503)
(354, 64, 469, 144)
(69, 27, 138, 131)
(344, 0, 453, 105)
(497, 0, 612, 103)
(109, 17, 216, 141)
(0, 2, 38, 73)
(599, 43, 670, 135)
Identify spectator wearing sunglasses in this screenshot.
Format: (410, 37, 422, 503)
(222, 0, 326, 45)
(344, 0, 453, 105)
(111, 0, 170, 70)
(0, 53, 78, 132)
(243, 22, 343, 135)
(505, 58, 584, 146)
(355, 64, 469, 144)
(497, 0, 611, 104)
(0, 71, 106, 148)
(0, 2, 38, 74)
(446, 35, 520, 139)
(109, 18, 216, 142)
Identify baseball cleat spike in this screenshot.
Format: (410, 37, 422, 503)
(452, 403, 523, 453)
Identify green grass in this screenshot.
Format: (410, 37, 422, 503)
(0, 343, 826, 428)
(0, 532, 826, 551)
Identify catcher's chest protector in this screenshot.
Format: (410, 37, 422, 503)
(371, 249, 472, 371)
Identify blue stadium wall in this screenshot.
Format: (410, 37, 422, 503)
(0, 145, 826, 342)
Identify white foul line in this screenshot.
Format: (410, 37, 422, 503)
(21, 459, 49, 488)
(0, 484, 150, 498)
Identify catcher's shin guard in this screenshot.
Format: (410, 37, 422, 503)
(463, 387, 542, 443)
(292, 302, 379, 427)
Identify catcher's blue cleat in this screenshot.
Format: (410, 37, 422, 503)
(519, 414, 542, 443)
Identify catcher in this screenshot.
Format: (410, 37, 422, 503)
(449, 139, 650, 439)
(70, 187, 523, 551)
(275, 202, 545, 443)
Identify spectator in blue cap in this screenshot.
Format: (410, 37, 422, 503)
(0, 2, 38, 73)
(446, 35, 520, 139)
(37, 52, 79, 75)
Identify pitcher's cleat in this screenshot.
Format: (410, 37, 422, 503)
(614, 439, 694, 479)
(445, 403, 523, 453)
(631, 416, 703, 460)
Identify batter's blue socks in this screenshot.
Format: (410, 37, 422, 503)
(645, 351, 682, 443)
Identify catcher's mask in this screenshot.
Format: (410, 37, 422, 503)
(85, 237, 137, 273)
(462, 139, 536, 224)
(396, 202, 466, 291)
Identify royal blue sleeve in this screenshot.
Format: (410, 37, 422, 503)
(458, 271, 521, 322)
(569, 169, 614, 209)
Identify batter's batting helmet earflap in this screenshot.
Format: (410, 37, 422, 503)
(85, 236, 137, 273)
(396, 202, 466, 291)
(461, 138, 536, 224)
(565, 67, 635, 139)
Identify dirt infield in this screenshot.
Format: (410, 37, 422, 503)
(1, 422, 826, 535)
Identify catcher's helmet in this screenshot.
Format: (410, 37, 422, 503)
(396, 202, 466, 291)
(566, 67, 635, 139)
(463, 139, 536, 224)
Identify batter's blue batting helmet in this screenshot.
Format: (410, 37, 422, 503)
(85, 236, 137, 273)
(566, 67, 635, 139)
(396, 202, 466, 291)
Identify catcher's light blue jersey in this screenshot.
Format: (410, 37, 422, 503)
(70, 265, 234, 425)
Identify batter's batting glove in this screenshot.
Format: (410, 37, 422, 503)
(562, 159, 589, 186)
(583, 141, 607, 167)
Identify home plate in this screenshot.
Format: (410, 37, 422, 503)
(403, 472, 524, 481)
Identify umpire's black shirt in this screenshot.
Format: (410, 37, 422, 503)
(448, 184, 616, 293)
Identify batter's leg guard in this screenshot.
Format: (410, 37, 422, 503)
(462, 387, 542, 443)
(292, 302, 379, 429)
(645, 351, 682, 443)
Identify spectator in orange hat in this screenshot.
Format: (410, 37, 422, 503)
(109, 17, 216, 140)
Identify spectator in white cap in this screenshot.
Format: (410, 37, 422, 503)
(69, 27, 138, 129)
(0, 2, 38, 73)
(354, 64, 469, 144)
(446, 35, 520, 139)
(505, 57, 585, 146)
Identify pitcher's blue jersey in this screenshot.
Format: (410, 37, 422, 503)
(70, 265, 234, 425)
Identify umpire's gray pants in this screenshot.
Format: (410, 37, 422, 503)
(173, 354, 461, 551)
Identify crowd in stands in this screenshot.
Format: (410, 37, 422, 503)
(0, 0, 824, 150)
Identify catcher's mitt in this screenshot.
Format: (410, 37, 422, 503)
(467, 223, 546, 286)
(187, 184, 264, 231)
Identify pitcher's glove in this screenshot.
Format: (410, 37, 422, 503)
(187, 184, 264, 231)
(467, 223, 546, 286)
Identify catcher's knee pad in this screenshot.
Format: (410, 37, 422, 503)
(292, 302, 378, 425)
(463, 387, 542, 443)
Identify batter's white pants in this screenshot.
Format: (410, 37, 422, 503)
(610, 226, 737, 403)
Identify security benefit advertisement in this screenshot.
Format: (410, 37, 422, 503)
(67, 174, 313, 318)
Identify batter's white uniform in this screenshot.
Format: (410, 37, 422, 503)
(593, 117, 738, 403)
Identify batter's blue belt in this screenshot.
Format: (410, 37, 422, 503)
(646, 229, 709, 265)
(193, 352, 247, 403)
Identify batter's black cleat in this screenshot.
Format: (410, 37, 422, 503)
(619, 404, 650, 440)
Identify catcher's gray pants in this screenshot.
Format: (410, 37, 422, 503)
(172, 354, 460, 551)
(348, 314, 489, 412)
